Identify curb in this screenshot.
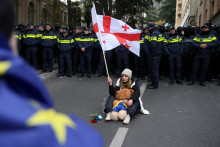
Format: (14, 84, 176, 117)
(40, 70, 58, 81)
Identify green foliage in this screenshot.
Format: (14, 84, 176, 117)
(71, 1, 82, 27)
(82, 2, 93, 27)
(159, 0, 176, 24)
(52, 0, 64, 26)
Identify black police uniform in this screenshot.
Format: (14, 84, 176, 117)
(41, 29, 57, 72)
(144, 27, 164, 89)
(164, 32, 183, 84)
(57, 33, 75, 77)
(77, 32, 94, 77)
(188, 29, 218, 86)
(23, 27, 41, 68)
(114, 44, 130, 78)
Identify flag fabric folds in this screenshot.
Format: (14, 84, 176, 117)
(0, 32, 103, 147)
(91, 3, 141, 56)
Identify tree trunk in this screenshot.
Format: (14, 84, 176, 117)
(115, 0, 122, 19)
(67, 0, 72, 27)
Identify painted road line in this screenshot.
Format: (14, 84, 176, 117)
(109, 127, 129, 147)
(140, 83, 147, 98)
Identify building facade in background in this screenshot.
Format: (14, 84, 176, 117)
(176, 0, 220, 27)
(195, 0, 220, 26)
(13, 0, 68, 25)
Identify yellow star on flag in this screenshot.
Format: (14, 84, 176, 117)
(0, 61, 11, 76)
(27, 109, 76, 145)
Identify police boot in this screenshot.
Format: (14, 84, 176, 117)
(199, 81, 205, 87)
(187, 81, 194, 85)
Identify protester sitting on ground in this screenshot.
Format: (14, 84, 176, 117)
(104, 68, 141, 125)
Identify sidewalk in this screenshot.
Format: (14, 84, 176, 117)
(38, 64, 58, 81)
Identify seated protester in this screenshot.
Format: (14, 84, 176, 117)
(57, 29, 75, 77)
(104, 69, 148, 125)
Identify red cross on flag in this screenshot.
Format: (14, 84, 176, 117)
(91, 3, 141, 56)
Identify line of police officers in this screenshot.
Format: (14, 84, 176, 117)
(15, 21, 220, 88)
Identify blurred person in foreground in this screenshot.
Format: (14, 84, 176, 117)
(0, 0, 103, 146)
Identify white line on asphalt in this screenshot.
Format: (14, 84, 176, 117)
(140, 83, 147, 98)
(109, 127, 129, 147)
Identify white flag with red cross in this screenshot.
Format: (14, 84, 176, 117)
(91, 3, 141, 56)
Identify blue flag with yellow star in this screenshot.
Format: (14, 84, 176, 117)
(0, 32, 104, 147)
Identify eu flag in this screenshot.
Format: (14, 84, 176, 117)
(0, 33, 104, 147)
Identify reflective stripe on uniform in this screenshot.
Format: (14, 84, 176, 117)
(77, 38, 94, 41)
(193, 36, 217, 43)
(23, 34, 41, 38)
(41, 36, 57, 39)
(57, 39, 74, 43)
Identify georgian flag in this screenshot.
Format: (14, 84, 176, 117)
(91, 3, 141, 56)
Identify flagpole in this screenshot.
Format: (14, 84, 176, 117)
(93, 3, 110, 78)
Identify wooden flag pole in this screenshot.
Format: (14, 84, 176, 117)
(102, 49, 110, 78)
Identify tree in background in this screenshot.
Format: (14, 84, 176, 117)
(71, 1, 82, 28)
(82, 2, 92, 28)
(52, 0, 64, 26)
(159, 0, 176, 24)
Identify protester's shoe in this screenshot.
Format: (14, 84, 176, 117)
(147, 84, 158, 89)
(95, 74, 102, 77)
(176, 81, 184, 85)
(87, 74, 91, 78)
(105, 113, 111, 121)
(123, 114, 130, 125)
(199, 82, 205, 87)
(72, 72, 76, 76)
(79, 74, 84, 77)
(187, 81, 194, 85)
(169, 81, 174, 85)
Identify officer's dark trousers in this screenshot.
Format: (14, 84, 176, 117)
(58, 50, 72, 75)
(26, 45, 38, 68)
(134, 50, 146, 77)
(72, 49, 81, 74)
(43, 47, 54, 71)
(190, 53, 211, 82)
(80, 50, 92, 75)
(146, 52, 152, 79)
(115, 50, 129, 76)
(98, 50, 112, 75)
(181, 52, 193, 81)
(104, 96, 140, 117)
(168, 54, 181, 81)
(151, 54, 162, 87)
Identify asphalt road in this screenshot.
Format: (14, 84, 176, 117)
(45, 74, 220, 147)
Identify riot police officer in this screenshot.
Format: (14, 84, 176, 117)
(41, 24, 57, 72)
(77, 28, 94, 78)
(188, 25, 218, 86)
(57, 29, 75, 77)
(114, 44, 130, 78)
(133, 27, 147, 80)
(164, 26, 183, 85)
(23, 23, 41, 68)
(144, 23, 164, 89)
(72, 26, 83, 75)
